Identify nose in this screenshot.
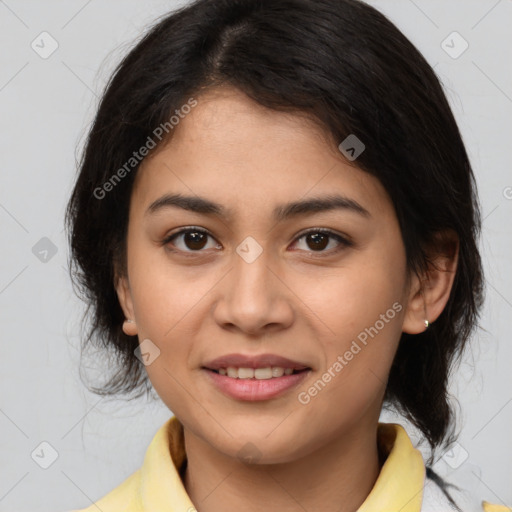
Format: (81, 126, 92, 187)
(212, 240, 294, 336)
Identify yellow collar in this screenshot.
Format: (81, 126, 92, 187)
(72, 415, 503, 511)
(138, 415, 426, 512)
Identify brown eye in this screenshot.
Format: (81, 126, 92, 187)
(182, 230, 208, 250)
(293, 228, 352, 254)
(163, 227, 220, 252)
(305, 232, 329, 251)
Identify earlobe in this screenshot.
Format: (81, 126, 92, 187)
(401, 274, 429, 334)
(114, 275, 138, 336)
(402, 230, 459, 335)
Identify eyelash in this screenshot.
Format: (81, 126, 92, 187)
(162, 226, 353, 258)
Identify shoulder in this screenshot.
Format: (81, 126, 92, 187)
(481, 504, 512, 512)
(66, 468, 141, 511)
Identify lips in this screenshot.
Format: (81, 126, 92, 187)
(202, 353, 311, 371)
(203, 365, 312, 401)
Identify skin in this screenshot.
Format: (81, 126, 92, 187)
(115, 85, 458, 512)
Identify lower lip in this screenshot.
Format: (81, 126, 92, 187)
(202, 368, 311, 401)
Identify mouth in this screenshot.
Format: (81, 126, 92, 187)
(202, 352, 312, 376)
(202, 366, 310, 379)
(201, 353, 312, 400)
(202, 366, 311, 401)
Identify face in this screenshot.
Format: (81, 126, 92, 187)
(116, 86, 417, 464)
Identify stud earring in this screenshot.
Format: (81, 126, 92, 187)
(424, 319, 429, 329)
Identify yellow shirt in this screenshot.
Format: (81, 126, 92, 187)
(69, 415, 503, 512)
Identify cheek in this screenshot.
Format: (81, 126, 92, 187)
(299, 246, 406, 392)
(127, 254, 201, 410)
(128, 240, 211, 333)
(304, 258, 406, 339)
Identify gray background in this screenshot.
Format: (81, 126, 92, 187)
(0, 1, 510, 511)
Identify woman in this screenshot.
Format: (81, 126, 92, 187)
(65, 0, 499, 510)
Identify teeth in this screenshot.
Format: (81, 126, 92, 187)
(272, 367, 284, 377)
(216, 366, 301, 379)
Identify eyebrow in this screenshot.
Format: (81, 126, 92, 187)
(145, 193, 371, 221)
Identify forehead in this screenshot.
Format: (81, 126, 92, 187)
(131, 86, 393, 222)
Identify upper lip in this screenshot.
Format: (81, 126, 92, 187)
(202, 353, 311, 371)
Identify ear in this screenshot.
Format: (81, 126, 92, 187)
(114, 273, 138, 336)
(402, 229, 459, 334)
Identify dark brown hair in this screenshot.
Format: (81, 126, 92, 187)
(65, 0, 485, 469)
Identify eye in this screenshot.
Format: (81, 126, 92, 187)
(291, 228, 352, 255)
(162, 227, 352, 256)
(163, 227, 221, 253)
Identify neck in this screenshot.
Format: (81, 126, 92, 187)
(182, 420, 383, 512)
